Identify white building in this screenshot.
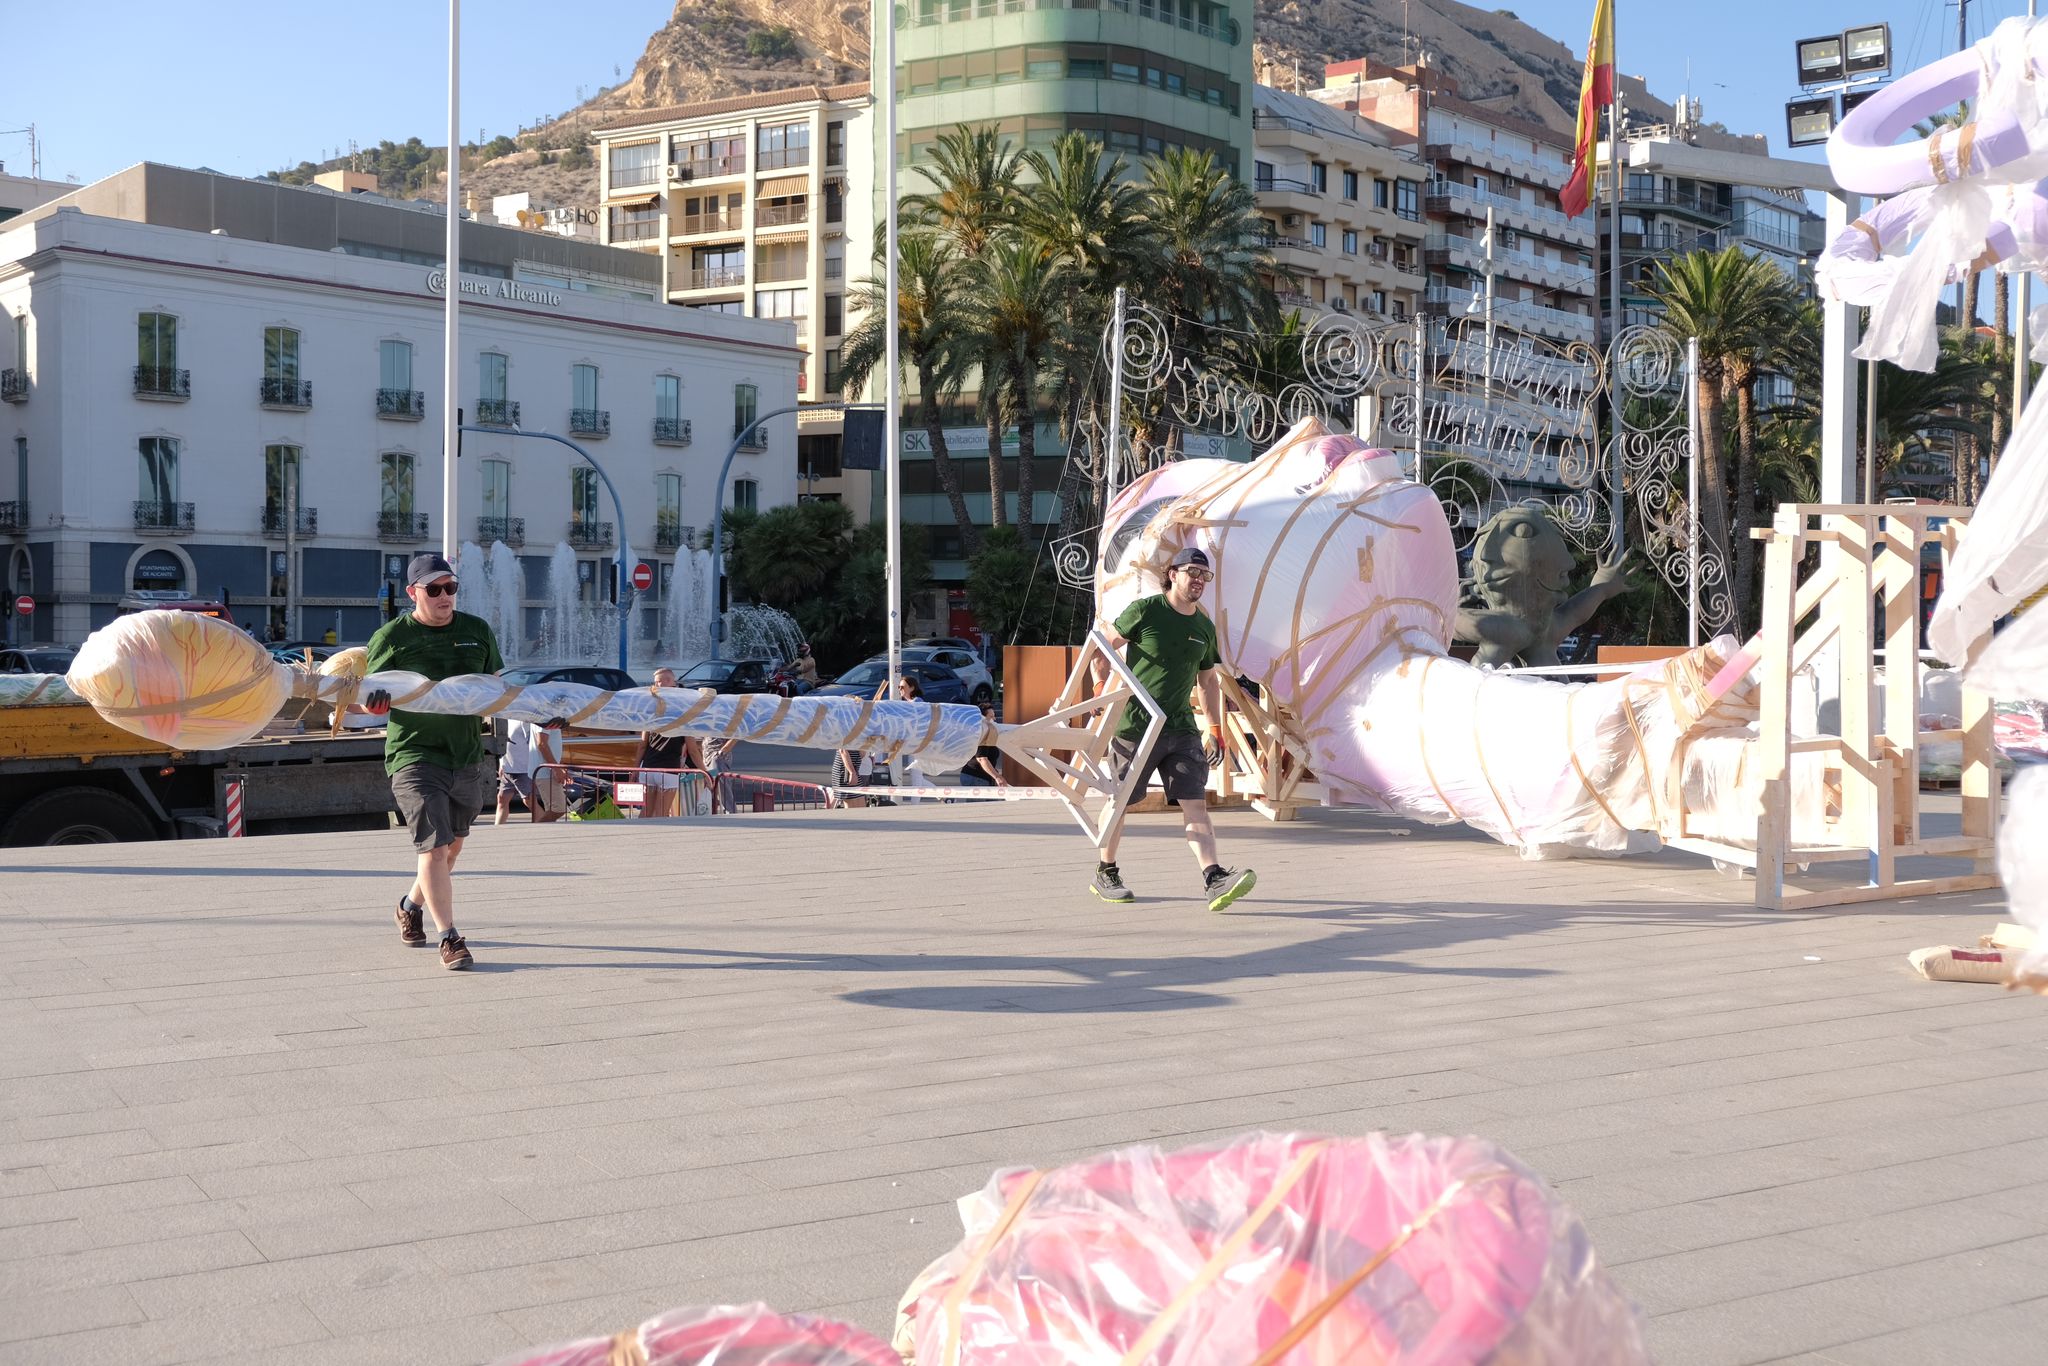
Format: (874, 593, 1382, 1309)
(0, 165, 799, 649)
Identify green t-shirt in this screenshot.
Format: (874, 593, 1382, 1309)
(364, 610, 504, 776)
(1114, 594, 1221, 740)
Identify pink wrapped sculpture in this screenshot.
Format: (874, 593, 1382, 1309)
(894, 1131, 1648, 1365)
(495, 1302, 898, 1366)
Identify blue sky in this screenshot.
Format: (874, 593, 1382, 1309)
(0, 0, 2029, 187)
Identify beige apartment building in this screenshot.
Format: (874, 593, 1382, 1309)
(1251, 85, 1428, 325)
(594, 84, 875, 515)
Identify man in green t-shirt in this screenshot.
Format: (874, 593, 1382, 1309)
(1089, 546, 1256, 912)
(359, 553, 504, 970)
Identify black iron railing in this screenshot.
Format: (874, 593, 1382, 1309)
(0, 369, 25, 403)
(378, 510, 430, 541)
(568, 519, 614, 548)
(737, 428, 768, 451)
(134, 365, 191, 399)
(377, 387, 426, 418)
(260, 377, 313, 408)
(476, 516, 525, 547)
(570, 408, 611, 436)
(134, 500, 195, 532)
(654, 417, 692, 445)
(655, 522, 687, 551)
(475, 398, 519, 427)
(0, 500, 26, 531)
(261, 506, 317, 537)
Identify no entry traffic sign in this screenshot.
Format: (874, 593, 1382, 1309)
(630, 562, 654, 592)
(13, 596, 32, 616)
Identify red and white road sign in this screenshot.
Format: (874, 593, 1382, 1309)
(12, 596, 31, 616)
(631, 561, 655, 592)
(223, 779, 245, 838)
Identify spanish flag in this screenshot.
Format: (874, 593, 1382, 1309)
(1560, 0, 1615, 218)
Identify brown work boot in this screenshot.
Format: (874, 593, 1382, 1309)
(395, 896, 426, 947)
(439, 934, 473, 971)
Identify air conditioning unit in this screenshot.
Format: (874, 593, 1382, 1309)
(1332, 298, 1350, 312)
(665, 164, 685, 181)
(1282, 212, 1302, 228)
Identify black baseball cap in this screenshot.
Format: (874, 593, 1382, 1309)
(1168, 546, 1211, 571)
(406, 552, 455, 587)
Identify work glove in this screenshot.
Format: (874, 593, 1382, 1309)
(361, 689, 391, 715)
(1204, 726, 1225, 768)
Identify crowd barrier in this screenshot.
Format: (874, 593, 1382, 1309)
(527, 765, 839, 816)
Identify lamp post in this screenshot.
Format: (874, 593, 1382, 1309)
(442, 0, 462, 564)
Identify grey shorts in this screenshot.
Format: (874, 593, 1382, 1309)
(392, 763, 484, 853)
(497, 770, 533, 801)
(1114, 730, 1210, 805)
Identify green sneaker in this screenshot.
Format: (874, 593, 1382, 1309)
(1204, 866, 1256, 913)
(1091, 864, 1135, 903)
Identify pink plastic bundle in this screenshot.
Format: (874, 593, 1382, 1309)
(894, 1132, 1647, 1366)
(495, 1302, 898, 1366)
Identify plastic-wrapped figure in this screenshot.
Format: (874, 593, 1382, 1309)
(1454, 507, 1632, 668)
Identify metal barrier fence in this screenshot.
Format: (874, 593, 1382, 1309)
(710, 771, 835, 812)
(530, 764, 715, 817)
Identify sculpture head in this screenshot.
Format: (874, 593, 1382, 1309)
(1469, 506, 1576, 616)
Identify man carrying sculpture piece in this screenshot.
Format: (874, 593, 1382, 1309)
(1090, 546, 1257, 912)
(360, 552, 503, 970)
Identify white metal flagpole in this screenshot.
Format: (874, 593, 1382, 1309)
(1105, 285, 1126, 512)
(883, 1, 903, 700)
(1686, 336, 1700, 647)
(441, 0, 461, 563)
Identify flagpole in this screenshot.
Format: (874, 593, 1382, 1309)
(1605, 2, 1624, 553)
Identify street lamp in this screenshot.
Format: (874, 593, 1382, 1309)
(1796, 35, 1846, 86)
(1785, 97, 1837, 149)
(1843, 24, 1891, 77)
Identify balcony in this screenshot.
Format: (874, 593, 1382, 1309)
(0, 500, 25, 532)
(378, 510, 430, 542)
(134, 500, 195, 534)
(0, 369, 25, 403)
(1254, 175, 1323, 203)
(655, 521, 688, 552)
(687, 265, 747, 291)
(1426, 136, 1568, 188)
(261, 505, 318, 538)
(654, 417, 693, 446)
(476, 515, 525, 547)
(568, 518, 614, 549)
(736, 428, 768, 452)
(475, 398, 520, 428)
(259, 376, 313, 410)
(758, 147, 809, 171)
(377, 387, 426, 420)
(1425, 233, 1596, 291)
(134, 365, 191, 400)
(674, 154, 743, 182)
(1426, 180, 1592, 242)
(676, 209, 744, 236)
(755, 201, 809, 229)
(1424, 286, 1596, 343)
(1597, 176, 1729, 222)
(570, 408, 611, 437)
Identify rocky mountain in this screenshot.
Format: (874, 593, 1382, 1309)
(276, 0, 1618, 203)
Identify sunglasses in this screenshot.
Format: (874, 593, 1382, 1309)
(1178, 568, 1214, 584)
(418, 581, 459, 598)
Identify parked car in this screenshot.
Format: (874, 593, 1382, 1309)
(501, 665, 642, 692)
(269, 642, 348, 666)
(0, 647, 76, 675)
(675, 658, 777, 695)
(899, 646, 994, 704)
(813, 659, 970, 705)
(908, 636, 982, 654)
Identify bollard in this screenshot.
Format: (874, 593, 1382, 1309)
(224, 778, 245, 838)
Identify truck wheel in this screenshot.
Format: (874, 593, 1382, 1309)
(2, 788, 158, 846)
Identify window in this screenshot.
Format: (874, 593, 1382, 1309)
(754, 288, 808, 319)
(656, 473, 682, 545)
(137, 311, 177, 373)
(1310, 162, 1328, 192)
(826, 120, 846, 167)
(1308, 222, 1327, 247)
(1342, 170, 1359, 201)
(482, 459, 511, 522)
(1342, 230, 1358, 255)
(608, 140, 660, 189)
(732, 477, 759, 513)
(757, 121, 810, 170)
(734, 382, 758, 438)
(824, 347, 843, 395)
(263, 444, 301, 520)
(1254, 159, 1275, 190)
(755, 240, 808, 282)
(1471, 174, 1489, 196)
(138, 436, 179, 504)
(1111, 60, 1140, 82)
(654, 374, 681, 423)
(1069, 54, 1106, 79)
(572, 363, 599, 412)
(1026, 47, 1063, 78)
(479, 352, 508, 403)
(380, 339, 413, 391)
(1394, 180, 1420, 221)
(824, 293, 843, 337)
(673, 128, 746, 175)
(1369, 290, 1386, 314)
(380, 451, 414, 517)
(1373, 179, 1390, 208)
(608, 202, 661, 242)
(571, 467, 600, 523)
(11, 313, 24, 376)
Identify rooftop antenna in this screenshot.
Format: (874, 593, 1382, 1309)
(0, 124, 38, 179)
(1402, 0, 1412, 66)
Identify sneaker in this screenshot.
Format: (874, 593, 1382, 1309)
(1204, 866, 1257, 913)
(439, 935, 473, 971)
(395, 896, 426, 947)
(1092, 864, 1135, 903)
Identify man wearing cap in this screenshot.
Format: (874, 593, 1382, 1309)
(1089, 545, 1256, 912)
(359, 553, 504, 969)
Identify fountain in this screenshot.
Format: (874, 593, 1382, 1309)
(722, 603, 805, 664)
(456, 540, 526, 666)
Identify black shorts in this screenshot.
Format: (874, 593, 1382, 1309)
(1114, 730, 1209, 805)
(391, 763, 485, 852)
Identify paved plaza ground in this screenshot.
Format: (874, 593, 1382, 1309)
(1, 799, 2044, 1365)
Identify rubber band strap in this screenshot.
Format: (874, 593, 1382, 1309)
(1117, 1140, 1331, 1366)
(97, 662, 279, 719)
(939, 1169, 1045, 1366)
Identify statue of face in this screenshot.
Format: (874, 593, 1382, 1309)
(1474, 509, 1576, 614)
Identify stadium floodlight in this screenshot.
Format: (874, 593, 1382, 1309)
(1786, 96, 1837, 148)
(1797, 35, 1846, 86)
(1840, 86, 1882, 118)
(1844, 23, 1891, 77)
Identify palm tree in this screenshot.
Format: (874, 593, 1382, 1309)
(1649, 245, 1800, 626)
(1868, 329, 1992, 500)
(839, 232, 980, 554)
(969, 235, 1071, 546)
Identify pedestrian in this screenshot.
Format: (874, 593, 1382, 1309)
(495, 717, 556, 825)
(792, 641, 819, 690)
(892, 674, 938, 800)
(637, 666, 702, 818)
(701, 732, 737, 813)
(358, 552, 503, 970)
(1089, 546, 1256, 912)
(957, 701, 1005, 788)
